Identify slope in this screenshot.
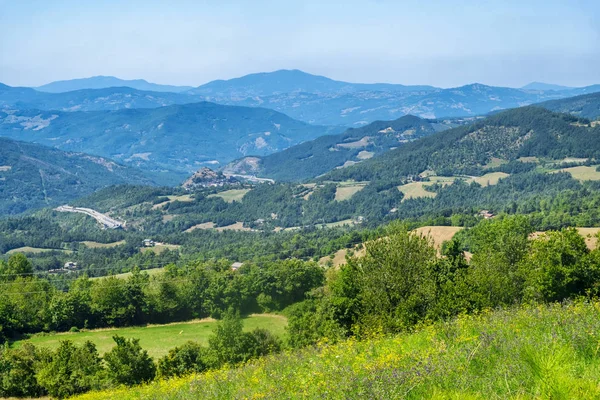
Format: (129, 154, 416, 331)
(224, 115, 471, 181)
(540, 92, 600, 120)
(36, 76, 193, 93)
(74, 301, 600, 400)
(0, 103, 338, 180)
(0, 137, 156, 215)
(324, 106, 600, 183)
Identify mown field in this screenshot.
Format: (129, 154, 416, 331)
(74, 300, 600, 399)
(15, 314, 287, 359)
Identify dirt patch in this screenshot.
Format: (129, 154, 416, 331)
(413, 226, 464, 250)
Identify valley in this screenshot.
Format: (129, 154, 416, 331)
(3, 48, 600, 400)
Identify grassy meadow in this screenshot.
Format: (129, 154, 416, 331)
(208, 189, 250, 203)
(74, 301, 600, 399)
(15, 314, 287, 359)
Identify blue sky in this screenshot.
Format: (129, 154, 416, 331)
(0, 0, 598, 88)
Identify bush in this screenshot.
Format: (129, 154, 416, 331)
(37, 340, 105, 399)
(104, 336, 156, 386)
(157, 341, 211, 378)
(0, 343, 46, 398)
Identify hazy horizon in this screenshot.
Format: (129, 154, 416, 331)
(1, 0, 599, 88)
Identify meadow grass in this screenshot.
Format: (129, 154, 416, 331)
(556, 165, 600, 182)
(74, 301, 600, 399)
(334, 185, 366, 201)
(208, 189, 250, 203)
(15, 314, 287, 359)
(80, 240, 126, 249)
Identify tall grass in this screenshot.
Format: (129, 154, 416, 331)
(75, 300, 600, 399)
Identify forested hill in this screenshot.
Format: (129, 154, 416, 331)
(324, 107, 600, 183)
(0, 138, 155, 215)
(224, 115, 471, 181)
(0, 103, 338, 181)
(540, 91, 600, 120)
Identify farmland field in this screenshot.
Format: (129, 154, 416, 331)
(413, 226, 463, 250)
(15, 314, 287, 359)
(334, 184, 366, 201)
(466, 172, 510, 186)
(81, 240, 126, 248)
(5, 246, 70, 255)
(140, 243, 181, 254)
(557, 166, 600, 182)
(151, 194, 194, 210)
(398, 182, 437, 200)
(208, 189, 250, 203)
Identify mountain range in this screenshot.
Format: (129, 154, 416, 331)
(36, 76, 193, 93)
(0, 102, 338, 181)
(4, 70, 599, 127)
(0, 137, 155, 215)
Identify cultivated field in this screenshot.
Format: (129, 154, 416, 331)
(466, 172, 510, 186)
(334, 182, 367, 201)
(208, 189, 250, 203)
(413, 226, 464, 250)
(90, 267, 166, 281)
(151, 195, 194, 210)
(80, 240, 126, 248)
(398, 182, 437, 200)
(16, 314, 287, 359)
(6, 247, 70, 255)
(557, 165, 600, 182)
(215, 222, 253, 232)
(140, 243, 181, 254)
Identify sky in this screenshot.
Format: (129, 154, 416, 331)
(1, 0, 599, 88)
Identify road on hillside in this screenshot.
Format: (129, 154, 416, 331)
(55, 205, 124, 229)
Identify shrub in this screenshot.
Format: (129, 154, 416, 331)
(104, 336, 156, 386)
(157, 341, 211, 378)
(36, 340, 105, 399)
(0, 343, 46, 398)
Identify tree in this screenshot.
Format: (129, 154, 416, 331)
(36, 340, 105, 398)
(4, 253, 33, 280)
(104, 336, 155, 386)
(0, 343, 46, 398)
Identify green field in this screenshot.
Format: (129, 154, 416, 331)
(152, 195, 194, 210)
(5, 246, 71, 255)
(334, 184, 366, 201)
(398, 181, 438, 200)
(208, 189, 250, 203)
(556, 165, 600, 182)
(140, 243, 181, 254)
(90, 267, 166, 281)
(74, 301, 600, 400)
(16, 314, 287, 359)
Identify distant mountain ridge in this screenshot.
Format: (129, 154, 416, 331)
(0, 84, 200, 111)
(188, 69, 438, 96)
(0, 102, 339, 183)
(37, 75, 193, 93)
(0, 137, 155, 215)
(521, 82, 574, 91)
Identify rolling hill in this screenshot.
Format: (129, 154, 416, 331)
(224, 115, 475, 181)
(0, 103, 338, 180)
(324, 106, 600, 183)
(36, 76, 193, 93)
(0, 137, 156, 215)
(540, 92, 600, 120)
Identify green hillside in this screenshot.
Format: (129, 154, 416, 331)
(0, 137, 156, 215)
(541, 91, 600, 119)
(225, 115, 469, 181)
(324, 107, 600, 183)
(74, 300, 600, 400)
